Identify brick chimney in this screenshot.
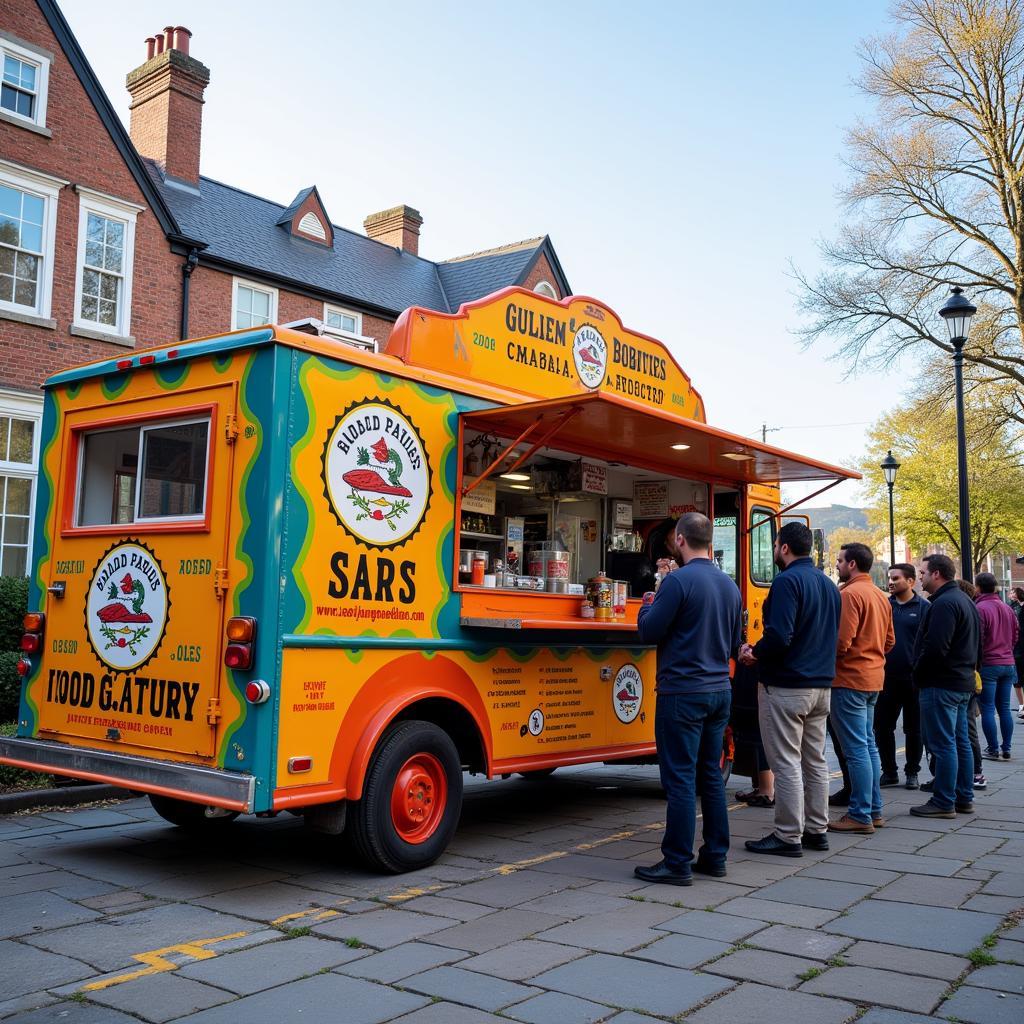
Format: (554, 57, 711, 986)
(364, 205, 423, 256)
(126, 27, 210, 186)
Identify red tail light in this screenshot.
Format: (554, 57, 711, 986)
(16, 658, 31, 676)
(21, 611, 44, 656)
(244, 680, 271, 704)
(224, 617, 256, 670)
(225, 643, 252, 670)
(20, 633, 40, 653)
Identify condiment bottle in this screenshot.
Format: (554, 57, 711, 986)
(472, 555, 486, 586)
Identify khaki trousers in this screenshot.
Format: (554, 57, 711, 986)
(758, 683, 831, 845)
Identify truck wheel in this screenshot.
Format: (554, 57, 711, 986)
(348, 720, 462, 874)
(148, 794, 239, 829)
(719, 753, 733, 786)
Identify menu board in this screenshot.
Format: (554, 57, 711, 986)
(462, 477, 497, 515)
(633, 480, 669, 518)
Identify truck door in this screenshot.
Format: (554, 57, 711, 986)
(37, 385, 236, 760)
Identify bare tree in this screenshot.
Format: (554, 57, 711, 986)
(797, 0, 1024, 424)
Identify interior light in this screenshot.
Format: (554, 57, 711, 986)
(499, 473, 531, 481)
(510, 484, 531, 490)
(722, 452, 755, 461)
(671, 443, 691, 451)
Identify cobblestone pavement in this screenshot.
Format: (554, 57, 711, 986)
(1, 733, 1022, 1023)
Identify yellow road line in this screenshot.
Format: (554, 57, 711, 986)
(385, 883, 448, 901)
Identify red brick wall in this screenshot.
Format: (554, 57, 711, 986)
(0, 4, 182, 394)
(521, 253, 563, 297)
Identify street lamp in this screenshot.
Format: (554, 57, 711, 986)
(881, 450, 900, 568)
(938, 286, 977, 581)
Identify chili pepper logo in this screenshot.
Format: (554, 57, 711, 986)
(572, 323, 607, 390)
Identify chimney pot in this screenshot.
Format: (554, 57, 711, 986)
(145, 37, 156, 60)
(173, 27, 192, 55)
(154, 33, 164, 54)
(163, 26, 175, 51)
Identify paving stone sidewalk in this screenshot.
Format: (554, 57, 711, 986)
(0, 734, 1022, 1023)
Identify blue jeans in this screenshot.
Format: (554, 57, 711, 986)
(830, 688, 882, 824)
(918, 688, 974, 810)
(980, 665, 1016, 754)
(655, 689, 731, 873)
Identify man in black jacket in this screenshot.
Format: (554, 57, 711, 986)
(911, 554, 979, 818)
(739, 522, 841, 857)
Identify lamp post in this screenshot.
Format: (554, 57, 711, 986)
(938, 286, 977, 582)
(881, 450, 900, 568)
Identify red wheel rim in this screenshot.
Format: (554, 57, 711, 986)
(390, 752, 448, 844)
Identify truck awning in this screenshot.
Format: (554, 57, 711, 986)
(461, 392, 860, 485)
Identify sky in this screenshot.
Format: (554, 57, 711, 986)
(62, 0, 907, 506)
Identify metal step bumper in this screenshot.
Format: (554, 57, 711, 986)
(0, 736, 255, 812)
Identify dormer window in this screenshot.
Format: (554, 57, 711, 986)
(298, 212, 326, 241)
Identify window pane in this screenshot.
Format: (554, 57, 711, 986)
(0, 83, 18, 114)
(750, 511, 777, 585)
(0, 247, 13, 276)
(2, 545, 26, 577)
(713, 515, 739, 582)
(15, 251, 37, 281)
(237, 285, 253, 313)
(85, 239, 102, 268)
(99, 273, 118, 301)
(82, 267, 99, 297)
(0, 219, 17, 247)
(15, 90, 32, 118)
(22, 194, 43, 226)
(139, 421, 208, 518)
(0, 418, 8, 460)
(252, 289, 270, 318)
(19, 62, 36, 91)
(78, 427, 139, 526)
(7, 421, 33, 464)
(2, 56, 17, 83)
(13, 275, 36, 307)
(235, 310, 252, 329)
(106, 220, 124, 247)
(19, 222, 41, 253)
(0, 186, 18, 220)
(103, 242, 122, 273)
(5, 472, 31, 508)
(4, 515, 28, 545)
(97, 298, 117, 326)
(81, 294, 98, 322)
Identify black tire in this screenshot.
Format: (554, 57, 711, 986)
(347, 720, 463, 874)
(148, 794, 239, 830)
(518, 768, 557, 780)
(720, 757, 733, 787)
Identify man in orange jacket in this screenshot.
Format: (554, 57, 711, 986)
(829, 542, 895, 834)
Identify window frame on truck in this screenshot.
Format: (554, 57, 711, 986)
(749, 505, 778, 587)
(62, 404, 218, 536)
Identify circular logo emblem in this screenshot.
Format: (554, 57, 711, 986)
(613, 663, 643, 724)
(572, 323, 607, 389)
(528, 708, 545, 736)
(85, 541, 169, 673)
(322, 399, 431, 548)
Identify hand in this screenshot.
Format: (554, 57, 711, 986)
(656, 558, 678, 574)
(641, 591, 656, 606)
(739, 643, 757, 666)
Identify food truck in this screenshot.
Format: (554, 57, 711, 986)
(0, 287, 858, 872)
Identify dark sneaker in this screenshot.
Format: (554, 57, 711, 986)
(910, 800, 956, 819)
(905, 773, 920, 790)
(974, 774, 987, 790)
(745, 833, 803, 858)
(828, 788, 850, 807)
(879, 772, 900, 787)
(982, 748, 1001, 761)
(633, 860, 692, 886)
(801, 832, 829, 851)
(955, 802, 975, 813)
(920, 779, 934, 792)
(692, 859, 727, 878)
(829, 813, 875, 835)
(1002, 751, 1011, 760)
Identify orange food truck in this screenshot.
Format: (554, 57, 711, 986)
(0, 287, 857, 872)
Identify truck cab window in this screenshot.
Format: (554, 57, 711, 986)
(750, 507, 777, 585)
(712, 489, 740, 582)
(77, 418, 209, 527)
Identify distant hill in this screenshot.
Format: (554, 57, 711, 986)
(802, 504, 869, 535)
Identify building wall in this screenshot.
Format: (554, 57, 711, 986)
(521, 253, 562, 297)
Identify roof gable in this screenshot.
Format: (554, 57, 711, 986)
(277, 185, 334, 247)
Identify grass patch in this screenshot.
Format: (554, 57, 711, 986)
(797, 967, 824, 982)
(343, 937, 364, 948)
(626, 894, 646, 902)
(826, 955, 848, 967)
(283, 926, 312, 939)
(66, 992, 87, 1004)
(968, 948, 997, 967)
(981, 933, 998, 948)
(0, 722, 55, 792)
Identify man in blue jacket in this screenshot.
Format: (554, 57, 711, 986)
(634, 512, 743, 885)
(740, 522, 842, 857)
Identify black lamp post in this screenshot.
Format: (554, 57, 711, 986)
(881, 450, 900, 567)
(938, 286, 978, 582)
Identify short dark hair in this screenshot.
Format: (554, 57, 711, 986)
(840, 542, 874, 572)
(777, 521, 812, 557)
(923, 553, 956, 581)
(975, 572, 997, 594)
(1013, 587, 1024, 602)
(890, 563, 916, 581)
(956, 578, 978, 599)
(676, 511, 712, 550)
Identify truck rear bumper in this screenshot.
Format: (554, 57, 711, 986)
(0, 736, 255, 813)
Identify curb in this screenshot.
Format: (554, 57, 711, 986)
(0, 784, 130, 814)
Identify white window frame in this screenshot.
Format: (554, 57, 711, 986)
(232, 277, 278, 330)
(0, 34, 51, 130)
(323, 304, 362, 336)
(533, 280, 557, 298)
(0, 159, 62, 320)
(0, 387, 42, 577)
(72, 189, 141, 340)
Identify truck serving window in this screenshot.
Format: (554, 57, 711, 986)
(750, 506, 777, 586)
(77, 418, 209, 527)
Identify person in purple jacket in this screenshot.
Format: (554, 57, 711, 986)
(975, 573, 1018, 759)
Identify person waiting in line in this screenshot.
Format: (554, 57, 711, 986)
(828, 543, 894, 835)
(874, 563, 926, 790)
(1014, 593, 1024, 722)
(739, 522, 841, 858)
(911, 555, 979, 818)
(634, 512, 743, 886)
(974, 572, 1018, 760)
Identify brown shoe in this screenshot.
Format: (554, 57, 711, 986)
(828, 814, 875, 835)
(872, 817, 886, 828)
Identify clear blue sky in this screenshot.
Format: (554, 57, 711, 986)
(64, 0, 902, 505)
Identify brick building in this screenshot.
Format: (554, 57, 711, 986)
(0, 0, 571, 576)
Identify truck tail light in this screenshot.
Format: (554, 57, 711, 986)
(244, 679, 271, 704)
(16, 658, 31, 676)
(21, 612, 45, 655)
(224, 617, 256, 670)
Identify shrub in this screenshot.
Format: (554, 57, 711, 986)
(0, 576, 28, 652)
(0, 721, 53, 791)
(0, 651, 22, 721)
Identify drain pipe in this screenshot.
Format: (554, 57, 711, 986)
(180, 247, 200, 340)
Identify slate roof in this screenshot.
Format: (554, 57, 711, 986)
(151, 170, 570, 317)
